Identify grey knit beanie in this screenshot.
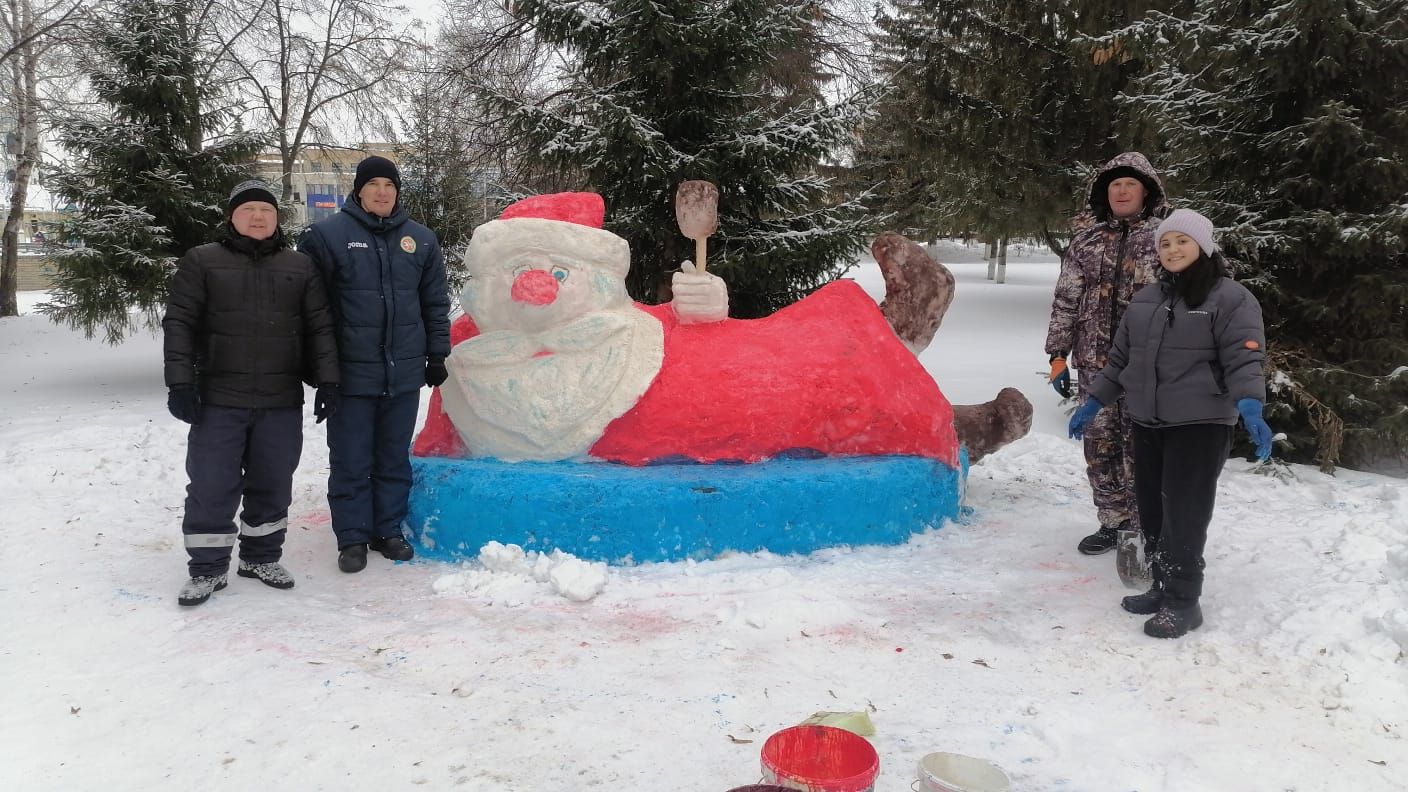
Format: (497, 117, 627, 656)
(1157, 209, 1217, 256)
(227, 180, 279, 215)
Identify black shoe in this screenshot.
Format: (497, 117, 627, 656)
(338, 543, 368, 573)
(178, 574, 228, 606)
(1144, 603, 1203, 638)
(237, 560, 296, 590)
(1121, 584, 1164, 615)
(370, 535, 414, 561)
(1078, 525, 1119, 555)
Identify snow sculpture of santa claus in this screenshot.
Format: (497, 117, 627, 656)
(411, 192, 1030, 468)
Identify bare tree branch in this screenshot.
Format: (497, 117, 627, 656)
(207, 0, 415, 202)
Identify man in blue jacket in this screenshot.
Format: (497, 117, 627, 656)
(298, 156, 451, 573)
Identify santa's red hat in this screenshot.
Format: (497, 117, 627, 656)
(469, 192, 629, 277)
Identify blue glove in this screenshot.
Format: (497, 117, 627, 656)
(1237, 398, 1273, 460)
(1068, 397, 1103, 439)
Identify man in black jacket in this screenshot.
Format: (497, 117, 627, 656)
(297, 156, 451, 573)
(163, 180, 341, 606)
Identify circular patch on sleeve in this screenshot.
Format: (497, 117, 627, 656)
(400, 235, 417, 253)
(1244, 340, 1260, 350)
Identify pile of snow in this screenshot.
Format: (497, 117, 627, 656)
(433, 541, 609, 603)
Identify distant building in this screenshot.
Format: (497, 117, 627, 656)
(253, 143, 399, 227)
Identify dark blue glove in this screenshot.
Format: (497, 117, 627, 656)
(1068, 396, 1103, 439)
(1048, 356, 1072, 399)
(314, 385, 339, 424)
(167, 386, 202, 425)
(1237, 398, 1273, 460)
(425, 358, 448, 388)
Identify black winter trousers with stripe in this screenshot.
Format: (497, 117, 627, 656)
(1131, 422, 1233, 603)
(182, 406, 303, 576)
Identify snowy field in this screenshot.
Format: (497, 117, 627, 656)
(2, 242, 1405, 791)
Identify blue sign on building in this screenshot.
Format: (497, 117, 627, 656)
(306, 191, 344, 222)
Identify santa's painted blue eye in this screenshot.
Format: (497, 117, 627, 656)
(551, 266, 569, 283)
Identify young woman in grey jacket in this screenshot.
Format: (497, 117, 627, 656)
(1067, 209, 1275, 638)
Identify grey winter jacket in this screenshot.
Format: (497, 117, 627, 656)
(1087, 276, 1267, 427)
(1045, 152, 1169, 372)
(297, 200, 451, 398)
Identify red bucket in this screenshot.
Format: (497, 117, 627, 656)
(760, 725, 880, 792)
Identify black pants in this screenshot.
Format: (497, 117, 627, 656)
(182, 406, 303, 577)
(1132, 422, 1233, 603)
(326, 391, 420, 549)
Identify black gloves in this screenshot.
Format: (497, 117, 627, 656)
(167, 386, 202, 425)
(314, 385, 339, 424)
(425, 358, 449, 388)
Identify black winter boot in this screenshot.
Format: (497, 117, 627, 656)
(338, 543, 368, 573)
(177, 574, 228, 606)
(1144, 602, 1203, 638)
(370, 535, 414, 561)
(1122, 582, 1164, 615)
(237, 560, 295, 589)
(1077, 525, 1119, 555)
(1122, 563, 1165, 614)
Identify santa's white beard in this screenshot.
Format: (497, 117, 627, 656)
(439, 308, 665, 461)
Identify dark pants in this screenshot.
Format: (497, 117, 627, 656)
(326, 391, 420, 549)
(182, 406, 303, 577)
(1132, 422, 1233, 604)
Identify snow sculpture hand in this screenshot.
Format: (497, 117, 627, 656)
(670, 260, 729, 324)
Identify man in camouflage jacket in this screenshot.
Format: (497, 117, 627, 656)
(1045, 152, 1169, 555)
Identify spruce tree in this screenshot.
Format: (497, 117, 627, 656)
(859, 0, 1181, 246)
(396, 51, 494, 293)
(1116, 0, 1408, 469)
(491, 0, 872, 317)
(40, 0, 261, 343)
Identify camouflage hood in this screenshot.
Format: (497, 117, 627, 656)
(1085, 152, 1169, 223)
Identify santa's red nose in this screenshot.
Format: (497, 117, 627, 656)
(511, 269, 559, 305)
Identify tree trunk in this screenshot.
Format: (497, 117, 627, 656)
(280, 137, 296, 206)
(175, 7, 201, 154)
(996, 235, 1009, 284)
(1, 1, 38, 317)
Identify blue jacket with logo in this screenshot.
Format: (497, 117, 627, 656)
(297, 200, 451, 397)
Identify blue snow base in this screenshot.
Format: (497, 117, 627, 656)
(407, 453, 965, 564)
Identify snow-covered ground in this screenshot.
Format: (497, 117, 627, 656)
(2, 242, 1404, 791)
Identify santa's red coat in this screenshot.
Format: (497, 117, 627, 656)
(412, 280, 958, 467)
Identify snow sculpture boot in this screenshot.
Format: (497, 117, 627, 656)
(177, 574, 228, 606)
(237, 560, 295, 589)
(1077, 523, 1120, 555)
